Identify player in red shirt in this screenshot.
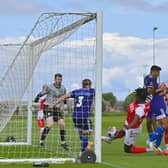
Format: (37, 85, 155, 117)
(37, 96, 46, 133)
(102, 88, 151, 153)
(34, 85, 48, 134)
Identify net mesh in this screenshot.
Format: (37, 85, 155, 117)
(0, 12, 97, 160)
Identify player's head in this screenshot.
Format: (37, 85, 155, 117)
(82, 79, 92, 88)
(54, 73, 62, 87)
(42, 84, 48, 91)
(135, 88, 147, 103)
(150, 65, 161, 78)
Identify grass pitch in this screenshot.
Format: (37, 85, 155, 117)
(1, 112, 168, 168)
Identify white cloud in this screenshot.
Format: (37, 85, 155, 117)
(1, 32, 168, 100)
(103, 32, 168, 99)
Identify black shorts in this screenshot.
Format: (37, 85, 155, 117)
(43, 105, 63, 122)
(73, 118, 92, 132)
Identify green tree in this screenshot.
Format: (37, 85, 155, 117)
(122, 91, 135, 111)
(102, 92, 116, 112)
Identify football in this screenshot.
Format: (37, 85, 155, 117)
(107, 126, 117, 138)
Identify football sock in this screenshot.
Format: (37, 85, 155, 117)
(164, 129, 168, 145)
(60, 129, 65, 142)
(81, 136, 88, 152)
(37, 119, 45, 128)
(148, 132, 154, 141)
(150, 126, 165, 147)
(131, 146, 147, 153)
(40, 126, 50, 141)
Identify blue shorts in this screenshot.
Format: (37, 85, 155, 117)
(147, 105, 168, 120)
(73, 118, 92, 132)
(147, 110, 156, 118)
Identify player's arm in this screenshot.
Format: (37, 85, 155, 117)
(49, 93, 71, 108)
(147, 87, 155, 95)
(125, 107, 144, 129)
(125, 115, 140, 129)
(156, 83, 168, 96)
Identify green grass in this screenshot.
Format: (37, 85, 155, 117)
(1, 112, 168, 168)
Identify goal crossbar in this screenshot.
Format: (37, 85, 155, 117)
(30, 13, 96, 47)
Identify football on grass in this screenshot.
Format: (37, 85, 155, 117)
(107, 126, 117, 138)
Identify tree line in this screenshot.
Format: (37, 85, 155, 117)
(102, 92, 135, 112)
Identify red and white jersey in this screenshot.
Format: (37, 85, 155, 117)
(125, 101, 150, 128)
(39, 95, 46, 111)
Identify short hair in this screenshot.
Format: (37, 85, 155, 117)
(135, 88, 147, 101)
(150, 65, 162, 72)
(82, 79, 92, 88)
(54, 73, 62, 79)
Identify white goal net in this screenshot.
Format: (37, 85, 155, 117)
(0, 12, 102, 163)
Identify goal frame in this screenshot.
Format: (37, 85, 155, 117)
(0, 11, 103, 163)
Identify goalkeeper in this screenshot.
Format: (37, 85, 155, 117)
(102, 88, 152, 153)
(36, 73, 69, 150)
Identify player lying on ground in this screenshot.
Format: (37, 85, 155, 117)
(102, 88, 152, 153)
(49, 79, 94, 156)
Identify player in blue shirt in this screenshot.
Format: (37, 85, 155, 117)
(50, 79, 95, 154)
(145, 65, 168, 154)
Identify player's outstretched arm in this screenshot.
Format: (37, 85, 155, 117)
(49, 93, 71, 109)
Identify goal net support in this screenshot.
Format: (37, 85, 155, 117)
(0, 12, 102, 163)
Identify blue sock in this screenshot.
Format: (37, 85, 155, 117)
(155, 132, 164, 147)
(81, 136, 88, 152)
(148, 132, 154, 141)
(150, 126, 165, 142)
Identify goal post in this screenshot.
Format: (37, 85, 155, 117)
(95, 10, 103, 163)
(0, 11, 103, 163)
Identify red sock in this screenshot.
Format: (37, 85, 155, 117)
(164, 129, 168, 144)
(37, 119, 45, 128)
(116, 130, 125, 138)
(130, 145, 147, 153)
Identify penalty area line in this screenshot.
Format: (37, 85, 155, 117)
(102, 161, 127, 168)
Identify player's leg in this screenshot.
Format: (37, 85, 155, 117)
(39, 116, 53, 147)
(37, 119, 45, 134)
(39, 106, 54, 147)
(56, 109, 69, 150)
(148, 115, 167, 154)
(37, 110, 45, 134)
(164, 128, 168, 155)
(146, 112, 157, 142)
(124, 127, 148, 153)
(80, 119, 92, 152)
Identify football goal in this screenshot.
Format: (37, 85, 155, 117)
(0, 11, 102, 163)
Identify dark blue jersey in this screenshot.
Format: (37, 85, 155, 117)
(70, 88, 95, 119)
(145, 75, 166, 113)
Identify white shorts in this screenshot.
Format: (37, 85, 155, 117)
(124, 126, 142, 145)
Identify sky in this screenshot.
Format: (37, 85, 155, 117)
(0, 0, 168, 100)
